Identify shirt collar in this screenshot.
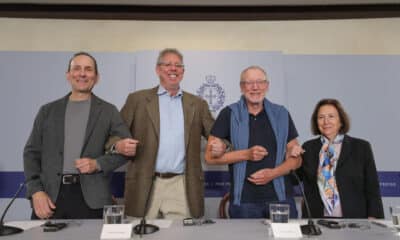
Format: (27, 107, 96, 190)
(157, 85, 183, 97)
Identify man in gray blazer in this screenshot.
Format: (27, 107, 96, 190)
(23, 52, 131, 219)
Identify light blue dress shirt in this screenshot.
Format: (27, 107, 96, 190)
(155, 85, 185, 173)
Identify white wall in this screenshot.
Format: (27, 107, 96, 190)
(0, 18, 400, 54)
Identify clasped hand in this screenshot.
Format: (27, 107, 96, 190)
(208, 138, 227, 158)
(115, 138, 139, 156)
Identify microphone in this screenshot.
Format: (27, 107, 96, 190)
(290, 170, 321, 236)
(133, 175, 159, 237)
(0, 175, 39, 236)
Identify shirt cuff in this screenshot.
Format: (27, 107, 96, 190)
(95, 160, 102, 171)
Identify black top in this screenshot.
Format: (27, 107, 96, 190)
(211, 106, 298, 203)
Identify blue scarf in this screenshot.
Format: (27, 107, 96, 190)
(229, 96, 289, 205)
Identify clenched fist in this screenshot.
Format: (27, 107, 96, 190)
(115, 138, 139, 156)
(246, 145, 268, 161)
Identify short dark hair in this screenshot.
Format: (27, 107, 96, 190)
(311, 98, 350, 135)
(156, 48, 183, 66)
(67, 51, 98, 75)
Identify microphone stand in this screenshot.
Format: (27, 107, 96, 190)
(133, 175, 159, 237)
(0, 180, 30, 236)
(291, 171, 322, 236)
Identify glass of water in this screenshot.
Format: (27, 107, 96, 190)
(269, 203, 290, 223)
(390, 206, 400, 226)
(103, 205, 125, 224)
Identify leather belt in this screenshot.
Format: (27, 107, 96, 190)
(62, 174, 80, 184)
(154, 172, 182, 179)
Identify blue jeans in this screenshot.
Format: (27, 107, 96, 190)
(229, 198, 298, 219)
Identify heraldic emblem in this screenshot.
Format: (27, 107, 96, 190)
(197, 75, 225, 113)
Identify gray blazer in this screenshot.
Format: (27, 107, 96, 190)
(23, 93, 131, 209)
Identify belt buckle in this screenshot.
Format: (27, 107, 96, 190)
(62, 174, 73, 184)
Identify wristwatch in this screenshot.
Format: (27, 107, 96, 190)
(110, 144, 118, 154)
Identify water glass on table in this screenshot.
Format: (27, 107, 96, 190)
(103, 205, 125, 224)
(390, 206, 400, 226)
(269, 203, 289, 223)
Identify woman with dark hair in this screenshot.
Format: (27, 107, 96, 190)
(298, 98, 384, 219)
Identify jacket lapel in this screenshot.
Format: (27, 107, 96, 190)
(145, 88, 160, 138)
(310, 138, 322, 181)
(55, 95, 69, 158)
(182, 92, 195, 149)
(81, 94, 102, 155)
(336, 135, 351, 169)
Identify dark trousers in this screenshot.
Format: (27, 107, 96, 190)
(229, 197, 298, 219)
(31, 183, 103, 219)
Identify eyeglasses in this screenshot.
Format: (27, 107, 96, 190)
(240, 79, 268, 87)
(317, 114, 338, 122)
(158, 62, 185, 69)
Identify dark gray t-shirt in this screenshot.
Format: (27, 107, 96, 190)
(63, 98, 91, 174)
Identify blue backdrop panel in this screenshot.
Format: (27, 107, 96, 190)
(1, 171, 398, 198)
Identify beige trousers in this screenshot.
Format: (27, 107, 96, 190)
(146, 175, 191, 219)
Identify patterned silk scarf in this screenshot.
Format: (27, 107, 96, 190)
(317, 134, 344, 217)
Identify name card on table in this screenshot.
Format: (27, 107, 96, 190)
(100, 224, 133, 239)
(271, 223, 302, 238)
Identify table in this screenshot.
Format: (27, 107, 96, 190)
(2, 219, 399, 240)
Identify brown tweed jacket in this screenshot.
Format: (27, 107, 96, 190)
(121, 87, 214, 218)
